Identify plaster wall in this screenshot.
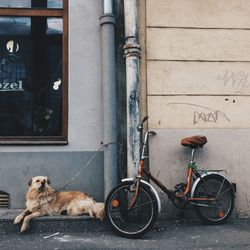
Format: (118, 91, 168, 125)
(143, 0, 250, 217)
(0, 0, 105, 208)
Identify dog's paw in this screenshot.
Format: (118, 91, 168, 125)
(97, 214, 105, 221)
(89, 213, 94, 219)
(14, 215, 23, 224)
(20, 221, 29, 233)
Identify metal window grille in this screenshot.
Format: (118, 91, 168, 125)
(0, 191, 9, 208)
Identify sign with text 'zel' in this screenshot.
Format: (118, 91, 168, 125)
(0, 80, 24, 91)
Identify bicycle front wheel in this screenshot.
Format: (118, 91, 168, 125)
(193, 174, 234, 224)
(105, 181, 158, 238)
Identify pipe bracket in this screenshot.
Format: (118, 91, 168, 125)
(124, 43, 141, 58)
(100, 14, 116, 26)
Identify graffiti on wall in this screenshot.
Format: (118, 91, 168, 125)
(167, 102, 231, 125)
(217, 70, 250, 93)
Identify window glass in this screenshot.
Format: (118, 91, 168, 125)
(48, 0, 63, 9)
(0, 0, 63, 9)
(0, 17, 63, 136)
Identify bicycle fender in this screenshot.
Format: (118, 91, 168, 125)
(121, 178, 161, 213)
(190, 172, 233, 198)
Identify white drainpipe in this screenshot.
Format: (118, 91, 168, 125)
(124, 0, 141, 177)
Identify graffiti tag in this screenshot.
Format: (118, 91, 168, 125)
(217, 70, 249, 92)
(167, 102, 231, 125)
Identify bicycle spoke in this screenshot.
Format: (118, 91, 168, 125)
(215, 178, 226, 198)
(128, 200, 156, 211)
(217, 186, 233, 199)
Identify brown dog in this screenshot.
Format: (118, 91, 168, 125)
(14, 176, 105, 233)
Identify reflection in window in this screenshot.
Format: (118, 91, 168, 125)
(0, 17, 30, 35)
(0, 0, 63, 9)
(0, 17, 62, 136)
(48, 0, 63, 9)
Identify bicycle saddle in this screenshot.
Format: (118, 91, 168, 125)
(181, 136, 207, 148)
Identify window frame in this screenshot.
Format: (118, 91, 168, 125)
(0, 0, 68, 145)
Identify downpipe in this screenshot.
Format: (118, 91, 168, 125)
(124, 0, 141, 178)
(100, 0, 117, 198)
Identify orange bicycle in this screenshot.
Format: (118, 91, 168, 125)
(105, 116, 235, 238)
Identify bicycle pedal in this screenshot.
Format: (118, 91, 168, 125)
(174, 183, 186, 191)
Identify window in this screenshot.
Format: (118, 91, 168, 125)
(0, 0, 63, 9)
(0, 0, 68, 144)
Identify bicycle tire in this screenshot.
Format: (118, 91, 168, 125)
(105, 181, 158, 238)
(193, 174, 234, 224)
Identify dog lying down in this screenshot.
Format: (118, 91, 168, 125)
(14, 176, 105, 233)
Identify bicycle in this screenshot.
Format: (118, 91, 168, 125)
(105, 116, 235, 238)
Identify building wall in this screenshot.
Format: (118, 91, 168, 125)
(0, 0, 105, 208)
(142, 0, 250, 218)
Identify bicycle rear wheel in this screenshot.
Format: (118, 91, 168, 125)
(105, 181, 158, 238)
(193, 174, 234, 224)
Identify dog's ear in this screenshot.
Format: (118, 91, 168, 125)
(47, 177, 51, 185)
(28, 178, 33, 186)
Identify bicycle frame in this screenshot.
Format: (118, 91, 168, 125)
(121, 177, 161, 213)
(128, 118, 233, 209)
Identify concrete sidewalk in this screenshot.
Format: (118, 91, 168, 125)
(0, 209, 107, 234)
(1, 209, 250, 249)
(0, 217, 250, 250)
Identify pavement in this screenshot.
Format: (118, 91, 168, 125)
(1, 218, 250, 250)
(0, 209, 107, 234)
(0, 209, 250, 250)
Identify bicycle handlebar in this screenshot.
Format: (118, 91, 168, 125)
(141, 116, 149, 124)
(148, 130, 156, 136)
(137, 116, 149, 132)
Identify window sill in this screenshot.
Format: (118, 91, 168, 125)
(0, 138, 68, 145)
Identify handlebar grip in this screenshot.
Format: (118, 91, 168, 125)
(148, 130, 156, 136)
(138, 116, 149, 131)
(142, 116, 149, 123)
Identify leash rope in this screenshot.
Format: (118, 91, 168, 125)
(54, 142, 116, 193)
